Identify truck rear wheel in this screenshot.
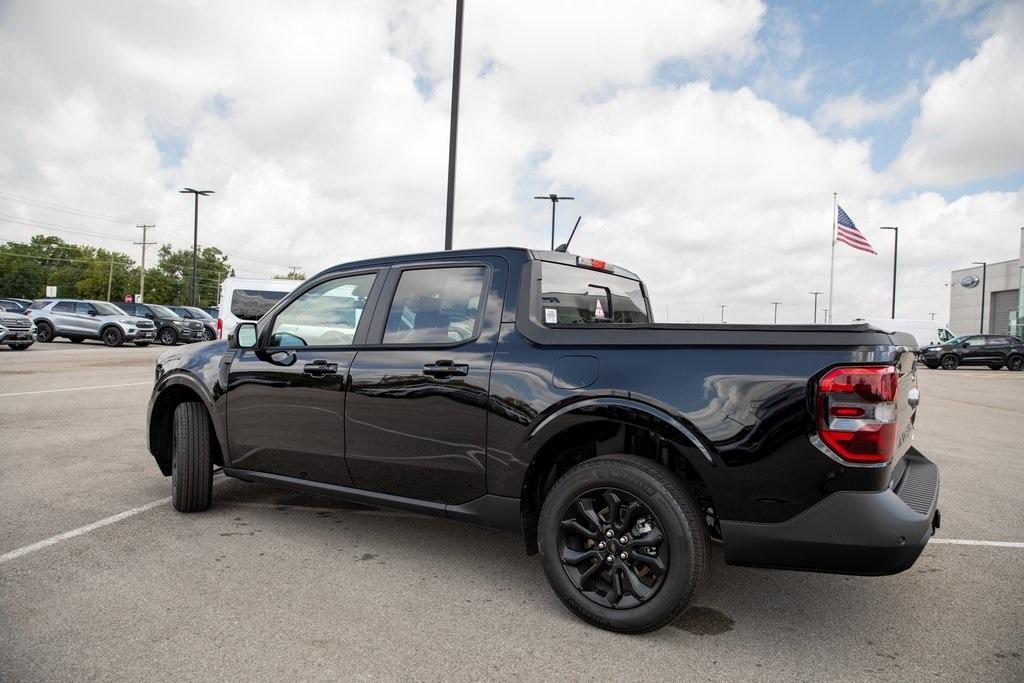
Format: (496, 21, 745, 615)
(537, 455, 709, 633)
(171, 401, 213, 513)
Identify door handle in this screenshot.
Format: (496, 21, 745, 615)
(423, 359, 469, 378)
(303, 359, 339, 376)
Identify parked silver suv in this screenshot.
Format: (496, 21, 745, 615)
(27, 299, 156, 347)
(0, 307, 35, 350)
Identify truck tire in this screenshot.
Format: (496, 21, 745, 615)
(537, 454, 709, 633)
(35, 321, 54, 343)
(940, 354, 959, 370)
(171, 401, 213, 513)
(102, 326, 124, 347)
(1007, 355, 1024, 372)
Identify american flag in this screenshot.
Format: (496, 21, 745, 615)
(836, 205, 876, 254)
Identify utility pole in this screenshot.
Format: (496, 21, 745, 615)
(179, 188, 214, 306)
(809, 291, 822, 323)
(443, 0, 465, 250)
(770, 301, 781, 324)
(106, 260, 113, 301)
(534, 194, 574, 250)
(135, 224, 156, 303)
(929, 312, 936, 320)
(880, 226, 898, 318)
(718, 305, 727, 323)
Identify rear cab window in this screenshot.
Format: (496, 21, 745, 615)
(231, 289, 289, 321)
(538, 262, 650, 325)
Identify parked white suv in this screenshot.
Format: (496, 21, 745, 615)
(27, 299, 157, 346)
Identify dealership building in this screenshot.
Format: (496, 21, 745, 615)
(948, 227, 1024, 337)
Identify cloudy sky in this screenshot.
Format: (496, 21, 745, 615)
(1, 0, 1022, 324)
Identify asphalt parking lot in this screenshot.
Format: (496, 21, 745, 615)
(1, 341, 1022, 681)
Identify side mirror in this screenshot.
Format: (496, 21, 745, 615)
(235, 322, 258, 349)
(88, 309, 97, 316)
(962, 342, 970, 348)
(146, 313, 155, 319)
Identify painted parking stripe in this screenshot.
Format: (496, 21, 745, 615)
(0, 381, 151, 398)
(0, 498, 169, 566)
(929, 538, 1024, 549)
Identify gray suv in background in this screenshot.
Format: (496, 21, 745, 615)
(27, 299, 156, 347)
(0, 307, 35, 350)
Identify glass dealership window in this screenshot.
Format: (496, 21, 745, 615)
(383, 267, 486, 344)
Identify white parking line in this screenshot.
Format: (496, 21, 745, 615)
(0, 498, 169, 566)
(929, 538, 1024, 549)
(0, 381, 151, 398)
(2, 495, 1021, 566)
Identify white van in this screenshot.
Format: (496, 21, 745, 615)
(217, 277, 303, 339)
(853, 318, 956, 348)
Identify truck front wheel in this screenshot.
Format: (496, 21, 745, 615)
(537, 454, 709, 633)
(171, 401, 213, 513)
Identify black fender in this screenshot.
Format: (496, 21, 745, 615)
(517, 396, 716, 501)
(147, 370, 228, 475)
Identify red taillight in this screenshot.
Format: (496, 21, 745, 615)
(577, 256, 612, 272)
(817, 365, 898, 464)
(216, 318, 223, 339)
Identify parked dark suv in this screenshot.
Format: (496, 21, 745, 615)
(920, 334, 1024, 371)
(115, 302, 205, 345)
(168, 305, 217, 341)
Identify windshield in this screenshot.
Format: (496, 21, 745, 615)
(185, 306, 214, 319)
(148, 304, 179, 318)
(539, 262, 650, 324)
(92, 301, 125, 316)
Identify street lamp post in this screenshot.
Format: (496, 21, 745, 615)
(972, 261, 987, 333)
(880, 226, 898, 318)
(179, 188, 214, 307)
(809, 291, 822, 323)
(443, 0, 465, 251)
(534, 194, 574, 250)
(770, 301, 781, 324)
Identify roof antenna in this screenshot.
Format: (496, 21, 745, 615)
(554, 216, 582, 253)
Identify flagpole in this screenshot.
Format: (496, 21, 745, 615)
(827, 192, 837, 324)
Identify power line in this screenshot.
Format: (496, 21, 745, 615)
(0, 190, 138, 224)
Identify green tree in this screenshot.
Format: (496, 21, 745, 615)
(144, 244, 232, 306)
(273, 271, 307, 280)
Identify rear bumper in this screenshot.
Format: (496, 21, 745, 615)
(721, 448, 939, 576)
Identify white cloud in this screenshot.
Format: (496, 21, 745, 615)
(893, 2, 1024, 185)
(0, 0, 1019, 327)
(815, 83, 920, 130)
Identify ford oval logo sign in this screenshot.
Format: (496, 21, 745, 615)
(960, 274, 980, 288)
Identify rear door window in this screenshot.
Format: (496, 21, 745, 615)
(53, 301, 75, 313)
(539, 262, 650, 324)
(383, 267, 486, 344)
(231, 289, 289, 321)
(74, 302, 96, 315)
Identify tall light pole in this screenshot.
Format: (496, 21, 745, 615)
(880, 226, 898, 318)
(809, 291, 822, 323)
(534, 194, 574, 250)
(770, 301, 781, 324)
(443, 0, 465, 251)
(972, 261, 987, 333)
(179, 188, 214, 306)
(718, 304, 727, 323)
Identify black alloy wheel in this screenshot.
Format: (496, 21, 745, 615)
(558, 488, 668, 610)
(538, 455, 708, 633)
(204, 327, 216, 341)
(160, 327, 177, 345)
(35, 321, 54, 343)
(940, 354, 959, 370)
(103, 326, 124, 347)
(1008, 355, 1024, 372)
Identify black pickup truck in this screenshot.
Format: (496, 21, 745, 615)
(147, 247, 939, 633)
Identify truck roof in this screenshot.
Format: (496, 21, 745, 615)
(318, 246, 642, 280)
